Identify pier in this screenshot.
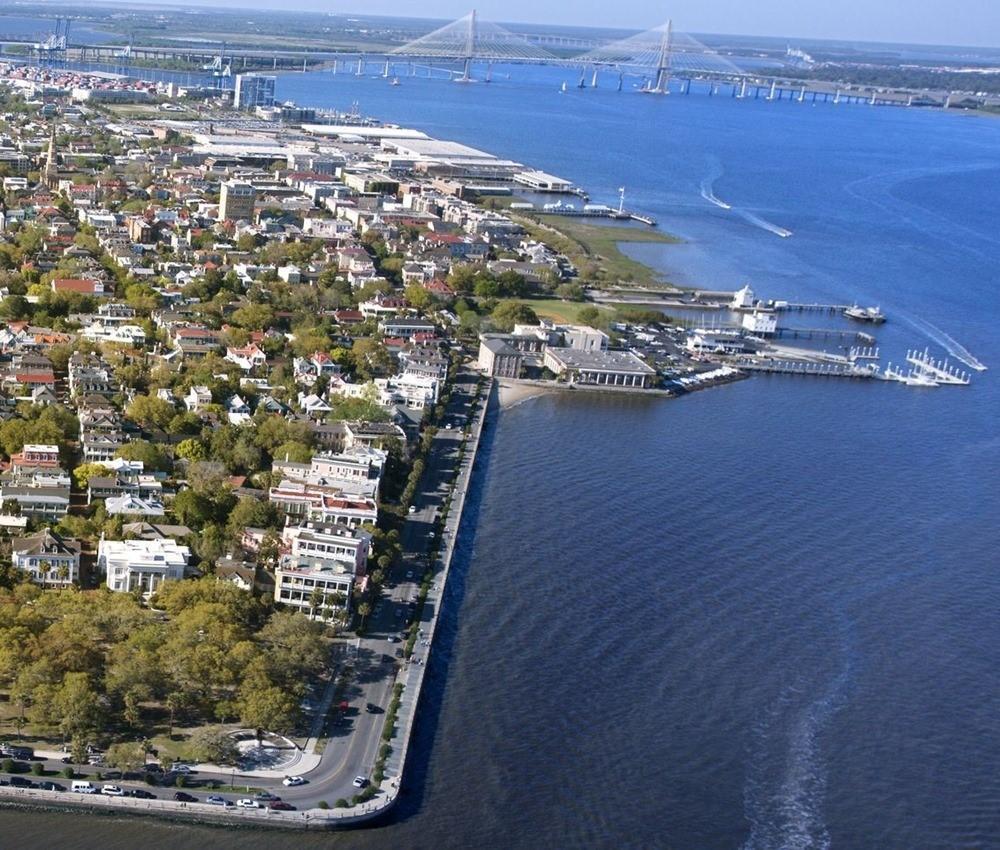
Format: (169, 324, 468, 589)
(775, 326, 876, 345)
(733, 357, 880, 379)
(534, 207, 657, 226)
(770, 302, 854, 314)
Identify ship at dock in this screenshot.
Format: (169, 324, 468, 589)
(843, 305, 886, 323)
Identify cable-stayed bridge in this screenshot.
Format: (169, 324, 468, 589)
(386, 11, 744, 86)
(2, 10, 960, 107)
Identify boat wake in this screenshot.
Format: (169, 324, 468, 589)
(737, 210, 794, 239)
(741, 615, 853, 850)
(700, 159, 793, 236)
(898, 313, 988, 371)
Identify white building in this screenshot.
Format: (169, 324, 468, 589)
(11, 530, 81, 586)
(98, 538, 190, 596)
(741, 310, 778, 336)
(233, 74, 276, 111)
(274, 522, 371, 621)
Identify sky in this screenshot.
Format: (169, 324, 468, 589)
(69, 0, 1000, 48)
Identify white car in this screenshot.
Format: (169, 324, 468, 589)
(171, 764, 193, 774)
(282, 776, 306, 787)
(236, 798, 261, 808)
(352, 776, 368, 788)
(101, 784, 125, 797)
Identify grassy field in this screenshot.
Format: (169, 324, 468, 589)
(512, 214, 681, 289)
(506, 298, 614, 324)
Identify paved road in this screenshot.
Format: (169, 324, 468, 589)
(0, 368, 484, 809)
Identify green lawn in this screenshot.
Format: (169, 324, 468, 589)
(511, 215, 681, 289)
(506, 298, 613, 324)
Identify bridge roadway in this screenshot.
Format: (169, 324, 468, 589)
(0, 39, 974, 106)
(0, 370, 482, 812)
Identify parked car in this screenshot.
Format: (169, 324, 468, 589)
(173, 791, 197, 803)
(87, 754, 104, 766)
(71, 780, 97, 794)
(8, 776, 32, 788)
(129, 789, 156, 799)
(5, 747, 33, 760)
(352, 776, 368, 789)
(254, 790, 280, 801)
(387, 635, 400, 643)
(236, 798, 260, 809)
(144, 764, 163, 774)
(205, 795, 232, 807)
(366, 703, 382, 714)
(38, 781, 65, 792)
(282, 776, 305, 787)
(408, 505, 417, 514)
(101, 784, 125, 797)
(268, 801, 296, 811)
(170, 764, 193, 774)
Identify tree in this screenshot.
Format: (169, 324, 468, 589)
(175, 439, 207, 463)
(238, 683, 297, 734)
(116, 440, 171, 473)
(576, 306, 601, 328)
(186, 727, 240, 766)
(404, 283, 433, 311)
(555, 282, 585, 301)
(105, 741, 147, 773)
(357, 602, 372, 630)
(491, 301, 538, 332)
(351, 337, 393, 380)
(55, 672, 103, 740)
(231, 303, 273, 331)
(72, 462, 111, 491)
(126, 395, 175, 430)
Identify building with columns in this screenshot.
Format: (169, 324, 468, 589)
(543, 348, 656, 388)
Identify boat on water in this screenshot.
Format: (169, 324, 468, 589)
(844, 305, 886, 323)
(560, 82, 567, 94)
(390, 77, 400, 86)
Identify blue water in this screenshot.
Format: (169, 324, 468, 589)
(0, 63, 997, 849)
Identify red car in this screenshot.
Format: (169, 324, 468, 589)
(269, 801, 296, 811)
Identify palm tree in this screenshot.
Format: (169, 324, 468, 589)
(56, 563, 70, 585)
(357, 601, 372, 631)
(38, 560, 51, 589)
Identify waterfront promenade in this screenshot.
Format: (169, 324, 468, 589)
(0, 369, 492, 829)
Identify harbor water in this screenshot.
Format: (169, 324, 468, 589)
(2, 62, 999, 848)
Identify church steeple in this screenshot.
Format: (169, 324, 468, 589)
(44, 122, 58, 189)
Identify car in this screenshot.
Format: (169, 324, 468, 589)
(352, 776, 368, 789)
(205, 795, 232, 807)
(282, 775, 306, 787)
(87, 755, 104, 766)
(8, 776, 32, 788)
(60, 757, 73, 764)
(173, 791, 197, 803)
(129, 789, 156, 799)
(255, 791, 280, 802)
(366, 702, 382, 713)
(408, 505, 417, 514)
(386, 635, 400, 643)
(143, 764, 163, 774)
(170, 764, 193, 774)
(101, 784, 125, 797)
(38, 781, 65, 792)
(236, 798, 260, 809)
(405, 570, 414, 579)
(445, 423, 452, 429)
(268, 801, 296, 811)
